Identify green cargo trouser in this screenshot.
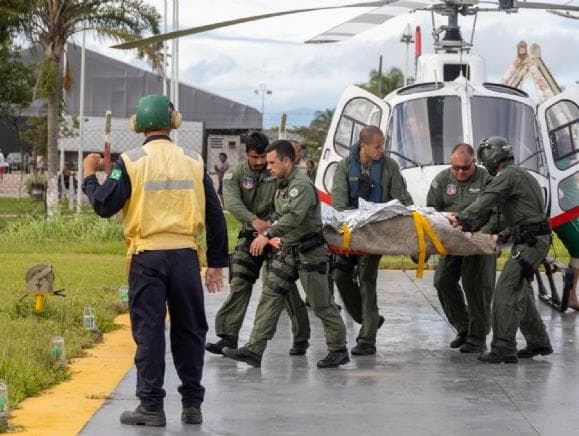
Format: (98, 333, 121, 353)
(248, 245, 346, 355)
(433, 254, 496, 346)
(214, 238, 310, 344)
(334, 254, 381, 346)
(491, 235, 551, 355)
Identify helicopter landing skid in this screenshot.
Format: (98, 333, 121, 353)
(535, 257, 574, 313)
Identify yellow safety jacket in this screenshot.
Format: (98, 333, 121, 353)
(121, 138, 206, 256)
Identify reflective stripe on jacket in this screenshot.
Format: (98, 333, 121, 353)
(121, 138, 205, 255)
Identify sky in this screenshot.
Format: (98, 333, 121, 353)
(82, 1, 579, 128)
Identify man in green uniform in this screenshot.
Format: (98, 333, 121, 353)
(205, 132, 310, 356)
(427, 143, 496, 353)
(223, 140, 349, 368)
(332, 125, 413, 355)
(448, 136, 553, 363)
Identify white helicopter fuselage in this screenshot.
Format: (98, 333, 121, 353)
(315, 51, 579, 244)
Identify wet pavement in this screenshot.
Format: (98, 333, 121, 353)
(81, 271, 579, 436)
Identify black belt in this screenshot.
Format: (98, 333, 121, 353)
(295, 232, 325, 253)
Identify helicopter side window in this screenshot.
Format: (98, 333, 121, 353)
(545, 100, 579, 171)
(386, 96, 463, 168)
(558, 173, 579, 212)
(334, 97, 382, 157)
(471, 96, 546, 175)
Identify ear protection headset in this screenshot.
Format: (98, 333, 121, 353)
(129, 95, 182, 133)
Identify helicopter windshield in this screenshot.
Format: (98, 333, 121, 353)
(471, 96, 546, 175)
(387, 96, 463, 168)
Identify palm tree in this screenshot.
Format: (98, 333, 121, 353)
(7, 1, 161, 216)
(358, 67, 404, 99)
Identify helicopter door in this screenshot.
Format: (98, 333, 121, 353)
(315, 85, 389, 204)
(537, 88, 579, 230)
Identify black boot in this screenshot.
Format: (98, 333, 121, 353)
(205, 336, 238, 355)
(223, 346, 262, 368)
(517, 344, 553, 358)
(120, 405, 166, 427)
(477, 351, 518, 364)
(450, 332, 467, 349)
(459, 341, 486, 353)
(182, 406, 202, 424)
(317, 348, 350, 368)
(289, 341, 309, 356)
(351, 342, 376, 356)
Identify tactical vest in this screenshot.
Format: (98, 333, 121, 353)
(121, 139, 205, 255)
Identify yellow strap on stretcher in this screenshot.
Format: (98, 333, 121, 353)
(341, 223, 352, 249)
(412, 211, 448, 279)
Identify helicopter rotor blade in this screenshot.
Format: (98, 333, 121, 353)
(547, 9, 579, 18)
(111, 1, 397, 50)
(305, 0, 434, 44)
(514, 1, 579, 11)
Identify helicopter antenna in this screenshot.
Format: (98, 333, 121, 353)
(470, 10, 478, 46)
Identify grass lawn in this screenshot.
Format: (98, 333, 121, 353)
(0, 199, 571, 430)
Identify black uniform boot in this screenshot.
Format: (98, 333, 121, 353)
(477, 351, 518, 364)
(450, 332, 467, 349)
(317, 348, 350, 368)
(120, 405, 166, 427)
(205, 336, 238, 355)
(517, 345, 553, 358)
(223, 346, 262, 368)
(182, 407, 202, 424)
(289, 341, 309, 356)
(351, 342, 376, 356)
(459, 341, 487, 353)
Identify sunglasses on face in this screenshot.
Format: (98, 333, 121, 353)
(451, 163, 473, 172)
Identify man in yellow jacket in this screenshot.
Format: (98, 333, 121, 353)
(82, 95, 228, 427)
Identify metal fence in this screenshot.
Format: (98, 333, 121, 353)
(0, 125, 205, 206)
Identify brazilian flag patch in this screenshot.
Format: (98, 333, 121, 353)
(109, 168, 122, 181)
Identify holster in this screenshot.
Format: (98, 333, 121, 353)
(299, 262, 328, 274)
(512, 220, 551, 247)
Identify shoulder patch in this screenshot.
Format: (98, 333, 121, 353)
(109, 168, 122, 181)
(241, 176, 255, 190)
(431, 179, 439, 189)
(289, 187, 299, 198)
(446, 183, 458, 196)
(223, 171, 234, 180)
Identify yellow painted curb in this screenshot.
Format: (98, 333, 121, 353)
(10, 313, 135, 435)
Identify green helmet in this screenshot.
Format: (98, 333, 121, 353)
(477, 136, 514, 175)
(131, 95, 177, 133)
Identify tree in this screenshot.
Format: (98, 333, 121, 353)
(357, 67, 404, 99)
(5, 1, 161, 216)
(291, 109, 335, 160)
(0, 41, 35, 123)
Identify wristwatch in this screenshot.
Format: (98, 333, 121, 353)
(263, 230, 271, 239)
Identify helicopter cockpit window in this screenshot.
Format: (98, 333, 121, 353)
(387, 96, 463, 168)
(471, 96, 546, 175)
(334, 97, 382, 157)
(545, 100, 579, 171)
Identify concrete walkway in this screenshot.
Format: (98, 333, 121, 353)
(81, 271, 579, 436)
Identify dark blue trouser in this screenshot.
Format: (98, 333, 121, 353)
(129, 249, 207, 411)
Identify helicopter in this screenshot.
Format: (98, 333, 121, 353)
(114, 0, 579, 309)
